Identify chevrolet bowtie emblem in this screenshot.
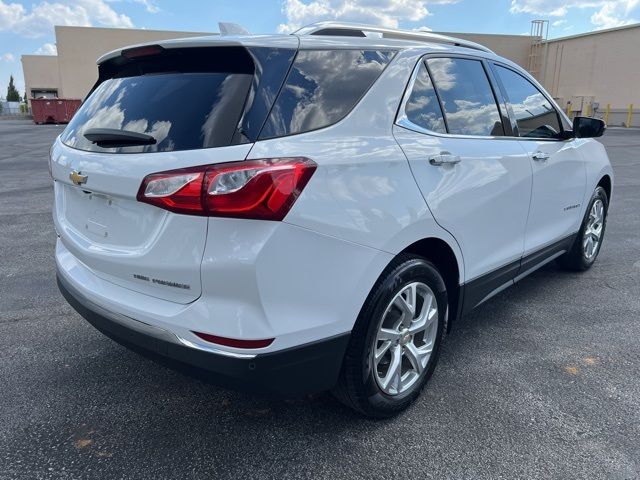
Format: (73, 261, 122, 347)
(69, 170, 88, 186)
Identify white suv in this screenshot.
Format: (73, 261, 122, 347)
(53, 23, 612, 417)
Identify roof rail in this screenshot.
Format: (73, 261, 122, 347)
(294, 22, 495, 54)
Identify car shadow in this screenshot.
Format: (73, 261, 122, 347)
(15, 259, 585, 476)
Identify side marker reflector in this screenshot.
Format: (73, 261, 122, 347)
(192, 331, 274, 349)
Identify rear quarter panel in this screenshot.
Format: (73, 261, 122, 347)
(239, 49, 464, 344)
(247, 48, 465, 279)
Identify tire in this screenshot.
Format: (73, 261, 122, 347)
(557, 186, 609, 271)
(332, 254, 447, 418)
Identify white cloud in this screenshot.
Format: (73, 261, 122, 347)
(591, 0, 639, 27)
(0, 1, 22, 30)
(35, 42, 57, 55)
(0, 0, 133, 38)
(277, 0, 458, 33)
(77, 0, 133, 27)
(133, 0, 160, 13)
(510, 0, 639, 29)
(510, 0, 572, 16)
(552, 19, 567, 26)
(1, 52, 15, 61)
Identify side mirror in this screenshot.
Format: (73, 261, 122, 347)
(573, 116, 606, 138)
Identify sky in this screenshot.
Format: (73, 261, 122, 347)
(1, 0, 639, 99)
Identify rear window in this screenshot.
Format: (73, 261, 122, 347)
(61, 47, 295, 154)
(259, 49, 395, 139)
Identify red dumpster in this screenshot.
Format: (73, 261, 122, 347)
(31, 98, 82, 125)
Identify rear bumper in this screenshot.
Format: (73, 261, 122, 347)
(57, 272, 350, 396)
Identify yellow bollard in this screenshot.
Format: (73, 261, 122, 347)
(566, 103, 572, 117)
(627, 104, 634, 128)
(584, 103, 591, 117)
(604, 104, 611, 125)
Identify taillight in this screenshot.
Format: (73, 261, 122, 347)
(139, 169, 205, 215)
(136, 157, 316, 221)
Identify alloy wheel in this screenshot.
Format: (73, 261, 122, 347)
(372, 282, 438, 396)
(583, 199, 604, 259)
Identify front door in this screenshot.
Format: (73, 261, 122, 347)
(490, 63, 586, 257)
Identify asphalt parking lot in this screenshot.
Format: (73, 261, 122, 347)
(0, 118, 638, 479)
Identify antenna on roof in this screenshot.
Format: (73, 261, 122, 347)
(218, 22, 250, 36)
(294, 21, 494, 54)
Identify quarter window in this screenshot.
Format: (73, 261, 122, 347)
(403, 62, 446, 134)
(259, 49, 395, 139)
(426, 58, 504, 137)
(495, 65, 561, 139)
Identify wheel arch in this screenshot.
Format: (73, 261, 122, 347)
(597, 174, 612, 201)
(398, 237, 462, 332)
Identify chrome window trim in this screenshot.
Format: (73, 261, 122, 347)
(395, 53, 571, 143)
(395, 57, 445, 136)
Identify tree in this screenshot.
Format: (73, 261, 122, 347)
(6, 75, 20, 102)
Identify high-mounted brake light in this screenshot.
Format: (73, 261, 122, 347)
(136, 158, 317, 221)
(122, 44, 165, 59)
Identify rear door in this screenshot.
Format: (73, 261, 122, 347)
(393, 56, 532, 309)
(52, 44, 295, 303)
(490, 63, 586, 256)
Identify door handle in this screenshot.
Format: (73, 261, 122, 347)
(429, 151, 461, 166)
(532, 151, 550, 161)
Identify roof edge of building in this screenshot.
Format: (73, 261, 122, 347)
(545, 22, 640, 43)
(53, 25, 215, 36)
(435, 31, 531, 39)
(21, 54, 58, 59)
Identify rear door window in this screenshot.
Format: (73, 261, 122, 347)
(402, 61, 446, 134)
(426, 57, 504, 137)
(494, 65, 562, 139)
(61, 47, 295, 153)
(259, 49, 395, 139)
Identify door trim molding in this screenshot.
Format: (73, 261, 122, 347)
(460, 233, 577, 314)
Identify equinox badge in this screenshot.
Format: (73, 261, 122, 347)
(69, 170, 88, 186)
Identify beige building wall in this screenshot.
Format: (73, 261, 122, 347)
(20, 23, 640, 123)
(31, 26, 534, 102)
(438, 32, 533, 68)
(21, 55, 61, 102)
(542, 24, 640, 111)
(54, 26, 213, 99)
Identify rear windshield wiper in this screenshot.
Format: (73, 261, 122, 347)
(83, 128, 157, 148)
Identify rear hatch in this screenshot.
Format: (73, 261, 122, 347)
(52, 41, 296, 303)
